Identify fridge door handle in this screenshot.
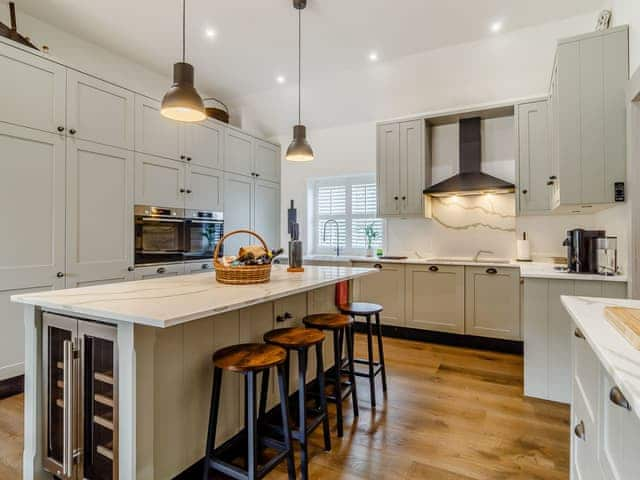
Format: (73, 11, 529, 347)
(63, 339, 74, 478)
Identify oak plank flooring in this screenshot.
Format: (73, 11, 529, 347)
(0, 335, 569, 479)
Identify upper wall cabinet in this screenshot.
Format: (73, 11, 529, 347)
(67, 71, 135, 150)
(0, 43, 66, 134)
(225, 127, 254, 177)
(254, 139, 280, 183)
(550, 26, 628, 208)
(517, 100, 551, 214)
(183, 120, 224, 170)
(135, 95, 182, 160)
(377, 119, 427, 217)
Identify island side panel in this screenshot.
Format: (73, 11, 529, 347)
(307, 285, 340, 370)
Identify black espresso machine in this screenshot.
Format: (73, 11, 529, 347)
(562, 229, 605, 273)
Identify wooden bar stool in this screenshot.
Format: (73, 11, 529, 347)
(302, 313, 359, 437)
(203, 343, 296, 480)
(263, 327, 331, 480)
(339, 302, 388, 408)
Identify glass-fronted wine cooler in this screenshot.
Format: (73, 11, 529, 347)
(43, 313, 118, 479)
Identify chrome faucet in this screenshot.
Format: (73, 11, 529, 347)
(473, 250, 494, 262)
(322, 219, 341, 256)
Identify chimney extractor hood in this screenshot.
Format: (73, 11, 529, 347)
(423, 117, 515, 197)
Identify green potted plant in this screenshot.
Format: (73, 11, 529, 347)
(364, 223, 378, 257)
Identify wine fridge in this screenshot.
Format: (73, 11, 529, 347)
(43, 313, 118, 480)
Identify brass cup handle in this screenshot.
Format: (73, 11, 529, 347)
(373, 263, 383, 270)
(486, 268, 498, 275)
(522, 189, 528, 194)
(574, 328, 585, 339)
(574, 420, 585, 440)
(429, 265, 439, 272)
(57, 126, 65, 132)
(156, 267, 166, 274)
(610, 386, 631, 411)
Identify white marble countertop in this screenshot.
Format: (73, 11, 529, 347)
(11, 265, 375, 328)
(293, 255, 627, 282)
(561, 296, 640, 420)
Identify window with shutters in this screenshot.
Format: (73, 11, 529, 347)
(311, 174, 385, 255)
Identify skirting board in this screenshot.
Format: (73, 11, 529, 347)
(352, 323, 524, 355)
(0, 375, 24, 399)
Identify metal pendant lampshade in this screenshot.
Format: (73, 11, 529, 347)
(286, 0, 314, 161)
(161, 0, 206, 122)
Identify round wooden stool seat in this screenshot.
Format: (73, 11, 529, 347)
(303, 313, 353, 330)
(264, 327, 325, 348)
(338, 302, 383, 315)
(212, 343, 287, 373)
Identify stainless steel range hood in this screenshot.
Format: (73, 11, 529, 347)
(423, 117, 515, 197)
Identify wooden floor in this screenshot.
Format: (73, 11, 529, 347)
(0, 335, 569, 480)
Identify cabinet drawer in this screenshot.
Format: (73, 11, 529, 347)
(572, 323, 600, 422)
(134, 263, 185, 280)
(185, 261, 214, 274)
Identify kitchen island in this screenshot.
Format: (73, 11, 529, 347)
(11, 265, 374, 480)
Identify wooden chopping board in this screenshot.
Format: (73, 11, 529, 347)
(605, 306, 640, 350)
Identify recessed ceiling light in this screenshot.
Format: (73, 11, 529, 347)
(276, 75, 286, 84)
(205, 28, 216, 38)
(368, 51, 379, 62)
(490, 21, 503, 33)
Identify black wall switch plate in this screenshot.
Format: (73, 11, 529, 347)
(614, 182, 625, 202)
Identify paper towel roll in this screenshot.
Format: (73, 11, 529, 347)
(517, 239, 531, 261)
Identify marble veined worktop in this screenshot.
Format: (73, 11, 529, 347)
(561, 295, 640, 420)
(11, 265, 374, 328)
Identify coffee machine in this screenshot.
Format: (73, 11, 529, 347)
(562, 229, 605, 273)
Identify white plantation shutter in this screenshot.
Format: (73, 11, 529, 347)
(312, 175, 385, 255)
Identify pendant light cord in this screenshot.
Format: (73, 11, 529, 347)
(298, 8, 301, 125)
(182, 0, 186, 62)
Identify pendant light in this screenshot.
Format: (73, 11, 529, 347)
(161, 0, 206, 122)
(286, 0, 314, 161)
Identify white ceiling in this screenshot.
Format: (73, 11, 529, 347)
(16, 0, 602, 103)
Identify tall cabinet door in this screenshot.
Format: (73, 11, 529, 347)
(399, 120, 424, 216)
(253, 140, 280, 183)
(405, 264, 465, 333)
(225, 128, 254, 177)
(253, 180, 281, 251)
(223, 173, 254, 257)
(183, 120, 224, 170)
(0, 43, 66, 134)
(518, 101, 551, 213)
(0, 124, 65, 381)
(134, 96, 181, 160)
(66, 71, 135, 150)
(377, 123, 400, 216)
(185, 166, 223, 212)
(134, 153, 185, 209)
(66, 139, 134, 288)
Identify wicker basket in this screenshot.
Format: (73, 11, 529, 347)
(213, 229, 272, 284)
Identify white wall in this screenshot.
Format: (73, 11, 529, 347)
(604, 0, 640, 72)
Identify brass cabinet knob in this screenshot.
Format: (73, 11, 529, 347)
(574, 328, 585, 339)
(574, 420, 585, 440)
(156, 267, 166, 274)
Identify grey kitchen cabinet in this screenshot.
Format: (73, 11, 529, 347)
(66, 139, 134, 288)
(465, 266, 520, 340)
(523, 278, 626, 404)
(253, 179, 281, 251)
(182, 119, 224, 171)
(405, 264, 465, 334)
(134, 263, 186, 280)
(67, 70, 135, 150)
(134, 95, 182, 160)
(550, 26, 628, 208)
(185, 260, 214, 273)
(0, 122, 66, 381)
(254, 139, 281, 183)
(0, 42, 66, 134)
(225, 127, 254, 177)
(377, 120, 427, 217)
(352, 262, 405, 327)
(135, 153, 223, 211)
(517, 100, 551, 214)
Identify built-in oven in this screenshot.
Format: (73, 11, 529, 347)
(134, 205, 186, 265)
(184, 209, 224, 262)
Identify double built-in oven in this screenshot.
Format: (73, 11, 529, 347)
(134, 205, 224, 266)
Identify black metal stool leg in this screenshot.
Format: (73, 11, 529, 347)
(246, 371, 258, 480)
(258, 368, 270, 422)
(365, 315, 376, 408)
(315, 343, 331, 451)
(298, 348, 309, 480)
(345, 324, 359, 417)
(375, 312, 388, 393)
(203, 367, 223, 480)
(277, 364, 296, 479)
(333, 329, 344, 437)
